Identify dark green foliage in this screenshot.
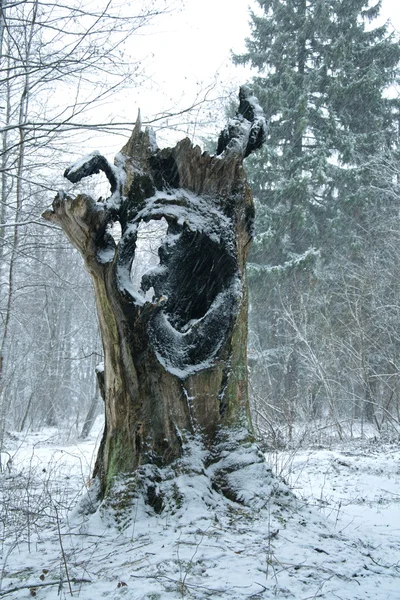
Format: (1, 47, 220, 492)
(235, 0, 400, 435)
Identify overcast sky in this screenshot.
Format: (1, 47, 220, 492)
(106, 0, 400, 149)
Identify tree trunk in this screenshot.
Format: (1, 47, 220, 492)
(43, 87, 266, 503)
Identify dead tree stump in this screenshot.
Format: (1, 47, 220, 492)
(43, 87, 267, 504)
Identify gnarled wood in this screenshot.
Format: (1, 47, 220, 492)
(43, 87, 266, 500)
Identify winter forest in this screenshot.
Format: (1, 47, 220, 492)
(1, 0, 400, 599)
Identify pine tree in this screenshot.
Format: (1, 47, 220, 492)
(234, 0, 400, 435)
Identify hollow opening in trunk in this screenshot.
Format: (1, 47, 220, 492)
(160, 227, 237, 332)
(145, 219, 239, 376)
(129, 218, 168, 301)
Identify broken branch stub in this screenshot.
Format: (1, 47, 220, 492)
(43, 87, 266, 497)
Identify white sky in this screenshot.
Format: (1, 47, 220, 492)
(103, 0, 400, 150)
(109, 0, 254, 147)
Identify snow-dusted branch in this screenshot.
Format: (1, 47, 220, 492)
(216, 86, 267, 158)
(64, 150, 119, 195)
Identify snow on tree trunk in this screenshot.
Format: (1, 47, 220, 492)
(43, 87, 267, 504)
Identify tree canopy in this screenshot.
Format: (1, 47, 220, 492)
(234, 0, 400, 436)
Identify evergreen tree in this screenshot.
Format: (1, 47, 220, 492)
(234, 0, 400, 436)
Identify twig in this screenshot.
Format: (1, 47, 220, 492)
(130, 573, 223, 594)
(381, 488, 400, 497)
(55, 506, 73, 596)
(0, 220, 60, 229)
(270, 559, 361, 585)
(0, 579, 91, 597)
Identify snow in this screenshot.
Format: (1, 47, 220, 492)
(1, 426, 400, 599)
(274, 440, 400, 555)
(217, 87, 267, 158)
(154, 349, 213, 380)
(64, 150, 125, 210)
(114, 187, 235, 313)
(134, 189, 233, 245)
(96, 246, 116, 264)
(248, 248, 320, 274)
(115, 223, 150, 306)
(66, 150, 102, 176)
(118, 267, 146, 306)
(109, 183, 241, 378)
(146, 127, 158, 153)
(106, 152, 127, 210)
(130, 219, 168, 301)
(149, 278, 241, 379)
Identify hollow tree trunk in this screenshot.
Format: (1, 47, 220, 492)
(43, 87, 266, 501)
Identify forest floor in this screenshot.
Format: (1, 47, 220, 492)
(0, 420, 399, 599)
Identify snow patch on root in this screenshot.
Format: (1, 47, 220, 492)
(85, 430, 292, 529)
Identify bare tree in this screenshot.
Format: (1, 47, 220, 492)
(0, 0, 169, 438)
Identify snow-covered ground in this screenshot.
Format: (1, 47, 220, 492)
(1, 421, 399, 599)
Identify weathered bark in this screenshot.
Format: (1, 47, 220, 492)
(43, 87, 266, 501)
